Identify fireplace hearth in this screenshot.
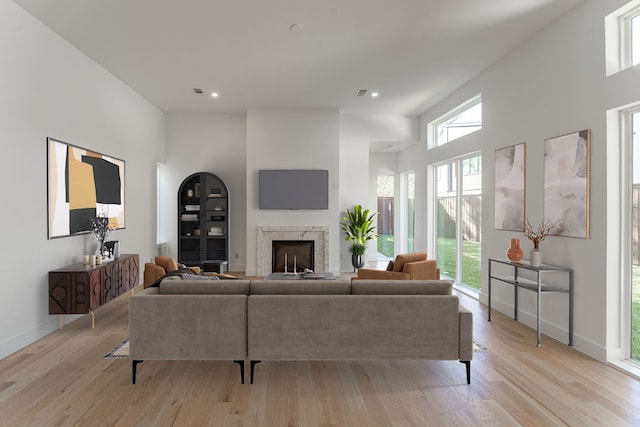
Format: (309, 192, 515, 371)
(272, 240, 314, 273)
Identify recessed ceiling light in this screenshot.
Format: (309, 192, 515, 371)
(211, 92, 219, 98)
(371, 92, 379, 98)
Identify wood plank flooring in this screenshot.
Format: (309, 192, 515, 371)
(1, 284, 639, 426)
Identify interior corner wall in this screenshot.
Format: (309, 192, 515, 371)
(164, 114, 247, 271)
(403, 0, 640, 361)
(339, 115, 419, 271)
(245, 108, 340, 276)
(0, 0, 165, 359)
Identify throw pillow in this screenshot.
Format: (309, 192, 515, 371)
(386, 261, 395, 271)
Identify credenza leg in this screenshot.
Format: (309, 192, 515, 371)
(91, 311, 95, 329)
(58, 315, 63, 330)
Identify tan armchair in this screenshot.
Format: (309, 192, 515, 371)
(354, 252, 440, 280)
(143, 256, 202, 288)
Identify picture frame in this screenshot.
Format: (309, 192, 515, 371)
(494, 143, 526, 231)
(543, 129, 590, 239)
(47, 137, 125, 239)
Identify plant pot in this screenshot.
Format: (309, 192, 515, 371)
(351, 254, 365, 270)
(530, 249, 542, 267)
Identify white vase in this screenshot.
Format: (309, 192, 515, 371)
(530, 249, 542, 267)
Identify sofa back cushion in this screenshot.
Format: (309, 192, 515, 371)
(392, 252, 427, 272)
(155, 256, 178, 273)
(160, 280, 250, 295)
(351, 279, 452, 295)
(250, 280, 351, 295)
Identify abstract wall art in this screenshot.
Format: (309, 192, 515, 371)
(47, 137, 125, 239)
(494, 143, 526, 231)
(543, 129, 590, 239)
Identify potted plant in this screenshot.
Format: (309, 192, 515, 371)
(341, 205, 378, 270)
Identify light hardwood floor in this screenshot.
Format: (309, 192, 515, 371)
(1, 283, 639, 426)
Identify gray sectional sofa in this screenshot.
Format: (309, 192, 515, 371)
(129, 278, 473, 385)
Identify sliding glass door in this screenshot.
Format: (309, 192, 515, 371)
(434, 154, 482, 291)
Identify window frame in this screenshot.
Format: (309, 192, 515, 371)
(428, 94, 482, 150)
(605, 1, 640, 75)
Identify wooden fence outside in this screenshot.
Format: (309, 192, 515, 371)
(437, 195, 481, 242)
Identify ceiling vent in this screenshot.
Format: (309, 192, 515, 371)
(355, 89, 368, 97)
(192, 88, 204, 95)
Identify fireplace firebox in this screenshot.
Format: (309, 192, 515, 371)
(272, 240, 314, 273)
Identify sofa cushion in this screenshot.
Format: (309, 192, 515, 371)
(155, 256, 179, 273)
(160, 280, 250, 295)
(392, 252, 427, 272)
(351, 280, 452, 295)
(250, 280, 351, 295)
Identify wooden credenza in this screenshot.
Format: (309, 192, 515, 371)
(49, 254, 139, 322)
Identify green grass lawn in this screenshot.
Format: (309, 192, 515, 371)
(377, 235, 395, 258)
(436, 237, 481, 290)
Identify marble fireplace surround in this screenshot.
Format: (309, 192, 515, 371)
(256, 226, 329, 277)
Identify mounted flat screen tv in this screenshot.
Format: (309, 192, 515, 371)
(259, 169, 329, 210)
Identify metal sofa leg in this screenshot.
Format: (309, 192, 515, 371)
(460, 360, 470, 384)
(250, 360, 261, 384)
(132, 360, 143, 384)
(234, 360, 245, 384)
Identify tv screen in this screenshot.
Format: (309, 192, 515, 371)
(259, 169, 329, 210)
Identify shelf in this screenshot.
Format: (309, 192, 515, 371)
(178, 172, 229, 266)
(490, 275, 570, 293)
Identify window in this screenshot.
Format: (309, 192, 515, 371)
(633, 14, 640, 66)
(605, 1, 640, 75)
(377, 175, 395, 258)
(428, 95, 482, 149)
(398, 172, 415, 254)
(434, 154, 482, 291)
(631, 111, 640, 361)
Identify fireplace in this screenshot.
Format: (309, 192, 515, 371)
(256, 226, 329, 276)
(272, 240, 314, 273)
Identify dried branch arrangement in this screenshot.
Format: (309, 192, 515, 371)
(524, 218, 553, 250)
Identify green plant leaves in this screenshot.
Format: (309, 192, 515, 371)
(341, 204, 378, 253)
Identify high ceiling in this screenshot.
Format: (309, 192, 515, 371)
(13, 0, 583, 116)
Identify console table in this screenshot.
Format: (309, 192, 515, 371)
(488, 258, 573, 347)
(49, 254, 139, 328)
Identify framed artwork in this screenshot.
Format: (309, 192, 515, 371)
(544, 129, 590, 239)
(47, 137, 125, 239)
(494, 143, 526, 231)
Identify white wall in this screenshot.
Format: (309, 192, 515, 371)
(339, 115, 419, 269)
(0, 0, 164, 359)
(403, 0, 640, 361)
(245, 108, 340, 276)
(164, 114, 247, 271)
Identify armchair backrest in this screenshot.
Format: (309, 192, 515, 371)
(392, 252, 427, 272)
(155, 256, 179, 273)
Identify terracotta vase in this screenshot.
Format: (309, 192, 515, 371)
(506, 238, 524, 262)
